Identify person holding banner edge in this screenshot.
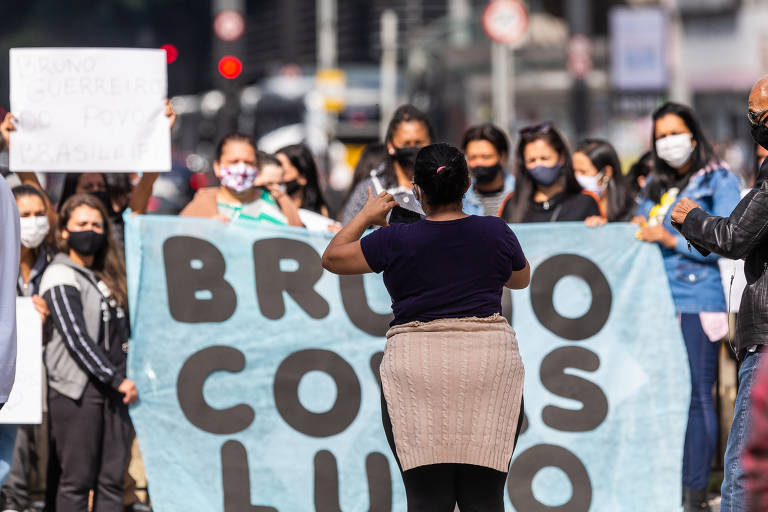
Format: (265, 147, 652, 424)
(634, 101, 741, 511)
(180, 132, 304, 227)
(670, 76, 768, 512)
(323, 143, 529, 511)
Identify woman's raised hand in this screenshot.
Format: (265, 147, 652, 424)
(0, 112, 17, 151)
(165, 99, 177, 131)
(361, 188, 397, 227)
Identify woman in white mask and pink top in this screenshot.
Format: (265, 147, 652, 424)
(572, 139, 636, 226)
(180, 132, 303, 226)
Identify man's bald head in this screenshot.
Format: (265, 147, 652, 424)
(749, 76, 768, 113)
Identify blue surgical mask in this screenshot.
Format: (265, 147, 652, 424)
(529, 163, 563, 187)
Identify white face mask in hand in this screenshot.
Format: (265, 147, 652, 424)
(19, 216, 50, 249)
(656, 133, 695, 169)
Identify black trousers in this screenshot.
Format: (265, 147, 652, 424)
(381, 393, 524, 512)
(47, 379, 132, 512)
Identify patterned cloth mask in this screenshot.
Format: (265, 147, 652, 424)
(220, 162, 259, 193)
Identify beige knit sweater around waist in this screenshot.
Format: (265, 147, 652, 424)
(379, 314, 525, 473)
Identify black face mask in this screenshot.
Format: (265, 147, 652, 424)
(751, 122, 768, 151)
(283, 179, 302, 196)
(393, 145, 421, 169)
(471, 164, 503, 185)
(67, 230, 106, 256)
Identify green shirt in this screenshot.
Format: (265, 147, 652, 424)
(217, 190, 287, 226)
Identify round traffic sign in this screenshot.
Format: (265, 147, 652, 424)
(213, 9, 245, 42)
(482, 0, 529, 46)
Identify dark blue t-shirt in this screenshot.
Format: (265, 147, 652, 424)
(360, 215, 526, 326)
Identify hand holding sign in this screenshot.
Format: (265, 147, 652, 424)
(0, 112, 16, 152)
(9, 48, 171, 172)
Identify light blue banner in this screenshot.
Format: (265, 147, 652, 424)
(125, 217, 690, 512)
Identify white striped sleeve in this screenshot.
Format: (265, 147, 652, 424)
(44, 284, 122, 389)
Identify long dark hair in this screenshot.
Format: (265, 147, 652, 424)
(646, 102, 718, 203)
(380, 104, 434, 186)
(56, 194, 127, 308)
(628, 151, 654, 195)
(413, 143, 469, 207)
(461, 123, 510, 159)
(340, 142, 388, 212)
(575, 139, 634, 222)
(505, 123, 581, 223)
(276, 144, 327, 214)
(58, 173, 110, 213)
(215, 132, 257, 163)
(12, 183, 46, 204)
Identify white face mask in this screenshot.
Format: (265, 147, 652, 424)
(656, 133, 695, 169)
(19, 215, 50, 249)
(576, 173, 607, 197)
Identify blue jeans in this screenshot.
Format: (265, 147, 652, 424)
(720, 348, 764, 512)
(681, 314, 720, 490)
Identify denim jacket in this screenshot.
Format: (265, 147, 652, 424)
(462, 172, 516, 216)
(637, 164, 741, 313)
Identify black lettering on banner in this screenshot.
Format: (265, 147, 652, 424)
(274, 350, 361, 437)
(163, 236, 237, 323)
(221, 440, 278, 512)
(253, 238, 330, 320)
(177, 346, 255, 435)
(314, 450, 391, 512)
(508, 444, 591, 512)
(339, 275, 393, 336)
(540, 347, 608, 432)
(530, 254, 612, 340)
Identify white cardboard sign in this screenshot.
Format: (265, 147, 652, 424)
(0, 298, 42, 424)
(9, 48, 170, 172)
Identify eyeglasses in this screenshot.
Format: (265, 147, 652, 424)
(747, 108, 768, 127)
(519, 122, 554, 136)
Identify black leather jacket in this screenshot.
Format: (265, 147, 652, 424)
(679, 161, 768, 357)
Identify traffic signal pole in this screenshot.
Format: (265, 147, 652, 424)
(212, 0, 245, 134)
(566, 0, 591, 139)
(380, 10, 398, 140)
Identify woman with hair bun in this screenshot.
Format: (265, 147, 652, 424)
(322, 143, 529, 511)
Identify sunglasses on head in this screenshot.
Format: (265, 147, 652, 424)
(747, 108, 768, 127)
(519, 122, 554, 136)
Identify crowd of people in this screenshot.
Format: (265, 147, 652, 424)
(2, 77, 768, 511)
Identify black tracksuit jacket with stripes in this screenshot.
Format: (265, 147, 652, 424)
(44, 276, 128, 391)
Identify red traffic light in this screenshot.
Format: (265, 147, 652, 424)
(218, 56, 243, 80)
(161, 44, 178, 64)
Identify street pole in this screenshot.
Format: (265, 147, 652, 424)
(317, 0, 337, 70)
(449, 0, 471, 47)
(566, 0, 591, 139)
(491, 42, 510, 132)
(663, 0, 691, 105)
(212, 0, 244, 134)
(380, 10, 398, 140)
